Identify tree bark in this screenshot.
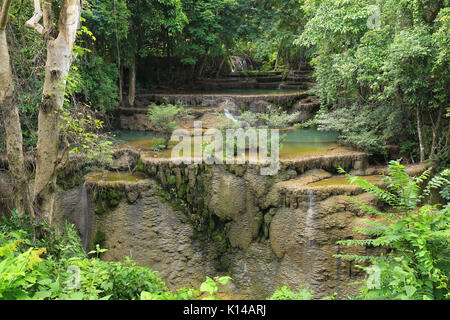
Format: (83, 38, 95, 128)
(128, 54, 136, 107)
(0, 0, 34, 216)
(33, 0, 82, 224)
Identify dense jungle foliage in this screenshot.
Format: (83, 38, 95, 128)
(0, 0, 448, 302)
(0, 1, 447, 165)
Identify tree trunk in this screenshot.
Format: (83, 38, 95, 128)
(33, 0, 82, 224)
(128, 54, 136, 107)
(429, 110, 441, 159)
(416, 107, 425, 163)
(119, 64, 123, 104)
(274, 40, 283, 70)
(0, 0, 34, 216)
(197, 53, 208, 79)
(216, 55, 226, 79)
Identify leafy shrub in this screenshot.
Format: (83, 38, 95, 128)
(336, 161, 450, 300)
(268, 286, 314, 300)
(147, 101, 190, 148)
(268, 285, 336, 300)
(257, 105, 299, 129)
(0, 212, 171, 300)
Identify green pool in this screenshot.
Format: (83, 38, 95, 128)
(111, 129, 340, 159)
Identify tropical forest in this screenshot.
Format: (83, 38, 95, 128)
(0, 0, 449, 303)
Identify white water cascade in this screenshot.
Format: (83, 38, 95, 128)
(305, 189, 316, 246)
(224, 109, 238, 123)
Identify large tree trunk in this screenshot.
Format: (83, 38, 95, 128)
(128, 54, 136, 107)
(33, 0, 82, 224)
(0, 0, 34, 216)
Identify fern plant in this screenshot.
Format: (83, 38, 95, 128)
(335, 160, 450, 300)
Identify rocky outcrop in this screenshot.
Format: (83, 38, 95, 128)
(55, 178, 216, 290)
(54, 156, 388, 299)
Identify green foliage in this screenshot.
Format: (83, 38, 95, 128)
(268, 285, 314, 300)
(60, 106, 113, 167)
(268, 285, 337, 300)
(255, 105, 300, 129)
(336, 161, 450, 300)
(199, 276, 232, 300)
(300, 0, 449, 163)
(78, 56, 120, 112)
(150, 138, 167, 152)
(235, 105, 300, 129)
(0, 211, 171, 300)
(147, 101, 189, 148)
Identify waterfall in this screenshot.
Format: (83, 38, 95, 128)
(224, 109, 238, 123)
(242, 59, 248, 70)
(230, 56, 248, 73)
(304, 189, 318, 287)
(305, 189, 316, 246)
(231, 57, 237, 73)
(81, 182, 89, 251)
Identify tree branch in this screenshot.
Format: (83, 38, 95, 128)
(0, 0, 13, 31)
(25, 0, 44, 35)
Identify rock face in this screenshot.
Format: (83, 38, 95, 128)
(55, 179, 216, 290)
(53, 156, 385, 299)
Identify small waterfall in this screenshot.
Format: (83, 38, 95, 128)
(230, 56, 248, 73)
(80, 182, 89, 251)
(224, 109, 238, 123)
(304, 189, 318, 288)
(305, 189, 316, 246)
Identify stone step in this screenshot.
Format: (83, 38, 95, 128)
(255, 76, 284, 83)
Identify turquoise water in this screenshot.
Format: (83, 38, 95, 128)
(280, 129, 339, 158)
(110, 129, 340, 158)
(110, 131, 164, 143)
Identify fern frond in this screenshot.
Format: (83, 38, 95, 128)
(353, 227, 385, 236)
(337, 239, 377, 247)
(348, 175, 400, 207)
(346, 196, 389, 218)
(334, 254, 387, 264)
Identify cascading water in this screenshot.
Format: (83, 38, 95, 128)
(80, 182, 89, 251)
(224, 109, 238, 123)
(230, 56, 248, 73)
(305, 189, 316, 246)
(304, 189, 317, 286)
(242, 59, 248, 70)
